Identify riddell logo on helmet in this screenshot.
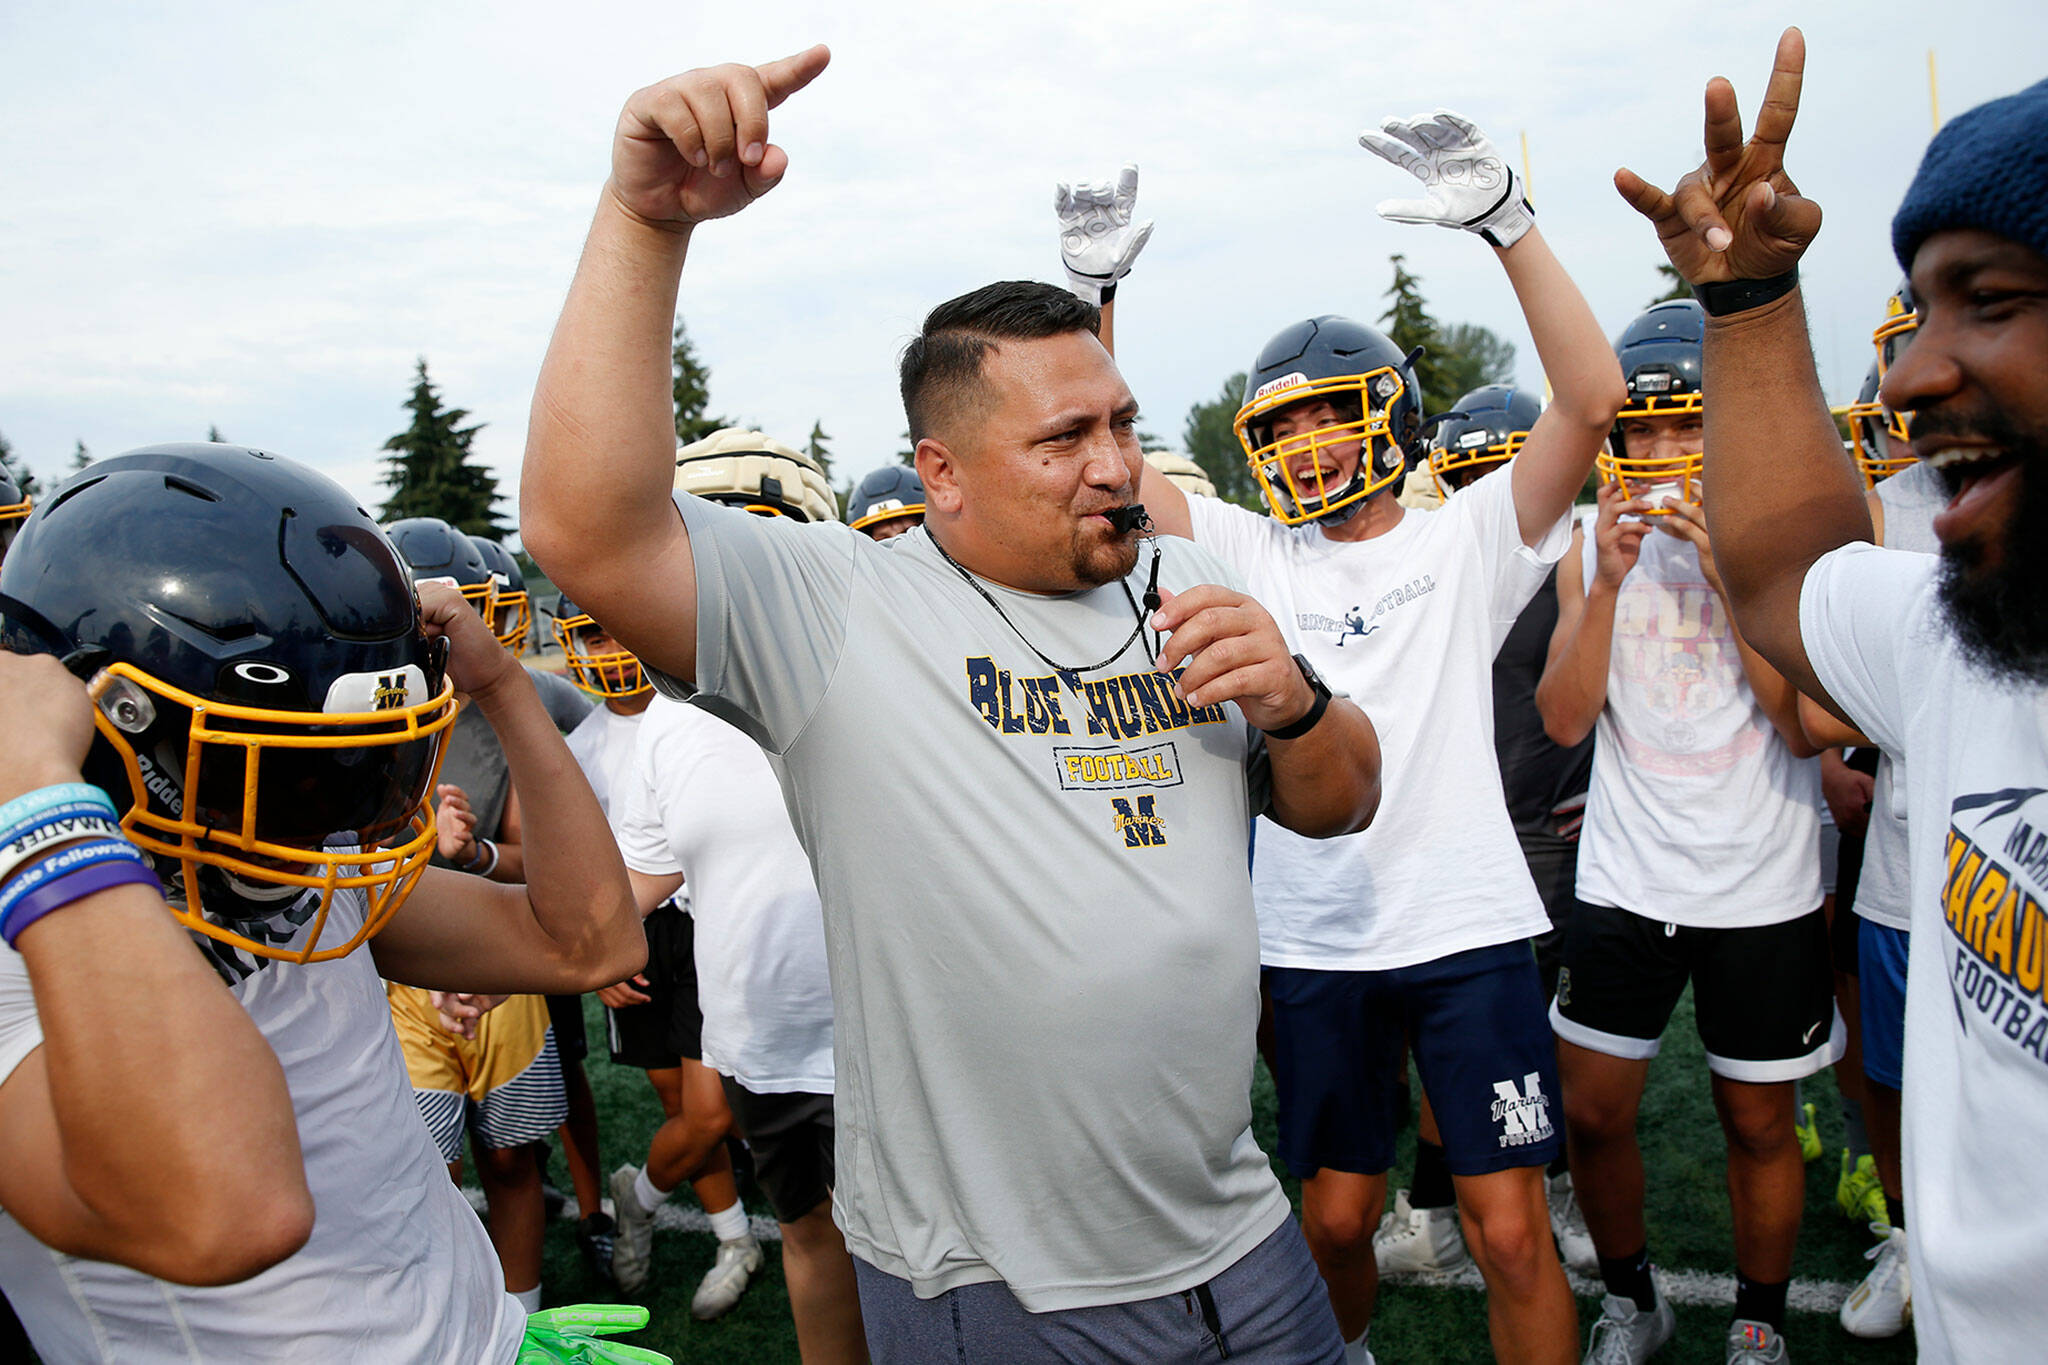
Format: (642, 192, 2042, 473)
(1252, 372, 1310, 402)
(134, 751, 183, 816)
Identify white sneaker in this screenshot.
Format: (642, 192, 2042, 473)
(607, 1164, 655, 1293)
(1373, 1188, 1470, 1274)
(1839, 1222, 1910, 1339)
(1726, 1319, 1788, 1363)
(1546, 1171, 1597, 1274)
(1583, 1284, 1674, 1364)
(691, 1234, 765, 1320)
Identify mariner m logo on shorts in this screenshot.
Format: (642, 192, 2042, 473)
(1490, 1071, 1554, 1147)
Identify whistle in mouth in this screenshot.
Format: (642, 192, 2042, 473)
(1103, 504, 1153, 535)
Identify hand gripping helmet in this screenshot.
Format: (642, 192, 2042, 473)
(846, 464, 926, 537)
(1143, 451, 1217, 500)
(0, 445, 457, 963)
(385, 516, 498, 622)
(551, 593, 650, 700)
(1600, 298, 1706, 512)
(0, 472, 28, 560)
(674, 428, 838, 523)
(469, 535, 531, 655)
(1234, 316, 1423, 526)
(1429, 384, 1544, 498)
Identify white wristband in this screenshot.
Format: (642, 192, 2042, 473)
(462, 838, 500, 878)
(0, 814, 129, 892)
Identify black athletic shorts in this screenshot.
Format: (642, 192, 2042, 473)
(1550, 899, 1842, 1083)
(545, 992, 587, 1066)
(604, 903, 703, 1068)
(719, 1080, 834, 1224)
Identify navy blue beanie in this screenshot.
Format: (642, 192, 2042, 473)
(1893, 76, 2048, 271)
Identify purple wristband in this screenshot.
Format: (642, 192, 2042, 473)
(1, 861, 164, 947)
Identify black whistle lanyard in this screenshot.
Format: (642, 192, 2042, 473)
(930, 532, 1166, 688)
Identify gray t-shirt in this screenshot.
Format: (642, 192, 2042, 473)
(437, 665, 595, 849)
(653, 498, 1289, 1311)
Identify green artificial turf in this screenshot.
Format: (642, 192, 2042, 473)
(540, 990, 1919, 1362)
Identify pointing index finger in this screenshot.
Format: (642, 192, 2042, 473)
(756, 43, 830, 108)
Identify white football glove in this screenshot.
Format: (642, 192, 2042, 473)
(1358, 110, 1534, 249)
(1054, 164, 1155, 306)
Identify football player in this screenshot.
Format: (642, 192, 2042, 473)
(845, 465, 926, 541)
(385, 514, 602, 1305)
(590, 433, 860, 1356)
(583, 428, 834, 1316)
(1616, 34, 2048, 1362)
(1424, 384, 1598, 1277)
(0, 444, 649, 1360)
(1107, 108, 1622, 1365)
(1535, 298, 1830, 1364)
(1793, 283, 1932, 1341)
(473, 534, 535, 655)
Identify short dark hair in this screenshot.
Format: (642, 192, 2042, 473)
(899, 281, 1101, 444)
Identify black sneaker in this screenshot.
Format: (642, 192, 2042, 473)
(577, 1212, 618, 1288)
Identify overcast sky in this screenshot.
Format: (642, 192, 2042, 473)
(4, 1, 2042, 539)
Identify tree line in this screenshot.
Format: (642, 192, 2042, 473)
(2, 259, 1678, 525)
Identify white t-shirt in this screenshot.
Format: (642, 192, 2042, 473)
(0, 889, 523, 1363)
(564, 702, 646, 819)
(614, 696, 834, 1094)
(1187, 468, 1564, 970)
(1801, 541, 2048, 1365)
(1574, 511, 1821, 926)
(1855, 462, 1947, 932)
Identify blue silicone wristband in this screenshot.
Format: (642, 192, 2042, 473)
(0, 841, 147, 929)
(0, 784, 116, 836)
(1, 861, 164, 948)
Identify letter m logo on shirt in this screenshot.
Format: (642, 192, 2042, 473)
(1109, 795, 1167, 849)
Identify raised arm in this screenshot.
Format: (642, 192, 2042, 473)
(1357, 109, 1625, 545)
(0, 653, 312, 1285)
(371, 585, 644, 995)
(1614, 28, 1869, 711)
(1536, 487, 1649, 745)
(520, 48, 830, 688)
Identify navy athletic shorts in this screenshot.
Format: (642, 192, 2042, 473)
(1266, 941, 1562, 1178)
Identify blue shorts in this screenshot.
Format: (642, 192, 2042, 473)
(1265, 941, 1562, 1178)
(1858, 919, 1909, 1090)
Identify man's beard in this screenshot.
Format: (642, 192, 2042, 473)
(1931, 407, 2048, 685)
(1071, 530, 1141, 588)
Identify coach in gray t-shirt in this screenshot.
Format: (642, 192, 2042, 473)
(524, 53, 1383, 1357)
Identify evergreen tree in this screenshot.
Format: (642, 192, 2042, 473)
(1650, 262, 1694, 306)
(207, 424, 226, 443)
(1180, 373, 1266, 511)
(803, 420, 834, 482)
(69, 440, 92, 472)
(1434, 322, 1518, 405)
(0, 432, 39, 499)
(1378, 254, 1516, 410)
(672, 319, 726, 444)
(1138, 429, 1170, 454)
(378, 359, 508, 537)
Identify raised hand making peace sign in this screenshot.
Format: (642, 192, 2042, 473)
(607, 45, 831, 231)
(1615, 28, 1822, 286)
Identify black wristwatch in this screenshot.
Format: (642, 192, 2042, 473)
(1262, 654, 1333, 741)
(1693, 268, 1799, 317)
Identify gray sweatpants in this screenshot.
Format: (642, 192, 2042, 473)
(852, 1218, 1343, 1364)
